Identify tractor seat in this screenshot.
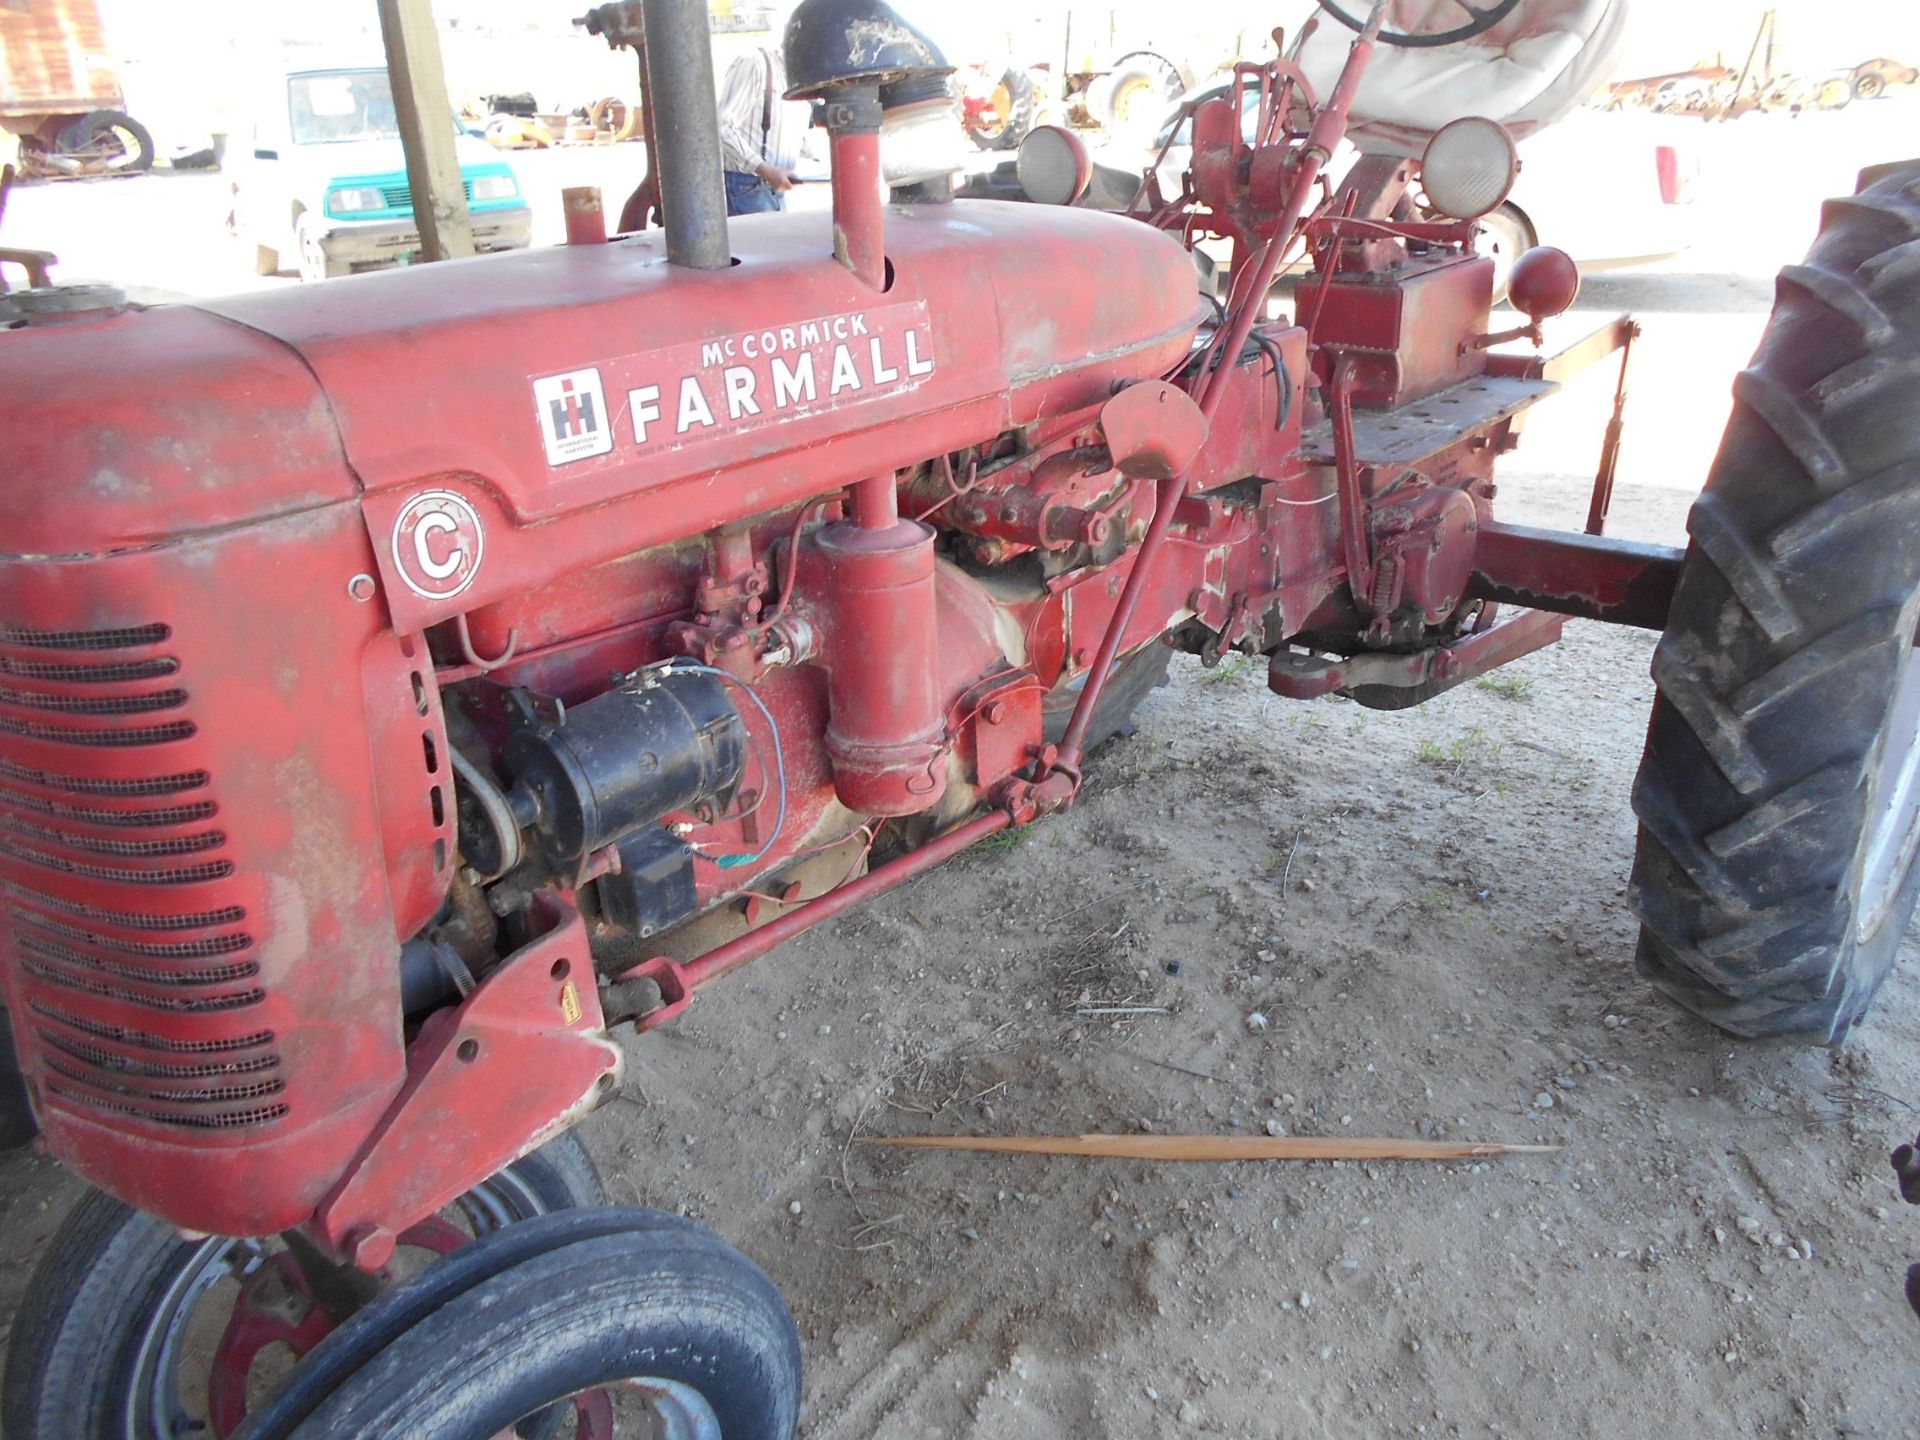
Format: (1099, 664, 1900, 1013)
(1295, 0, 1628, 155)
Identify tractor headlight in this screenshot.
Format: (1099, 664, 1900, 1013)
(470, 172, 518, 201)
(1420, 116, 1520, 221)
(328, 186, 386, 215)
(1016, 125, 1092, 207)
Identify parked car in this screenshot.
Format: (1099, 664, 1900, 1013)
(228, 66, 532, 282)
(963, 85, 1697, 298)
(1851, 57, 1919, 101)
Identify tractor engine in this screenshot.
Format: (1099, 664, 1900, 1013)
(0, 0, 1583, 1267)
(0, 72, 1222, 1243)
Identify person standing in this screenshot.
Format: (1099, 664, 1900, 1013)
(717, 39, 810, 216)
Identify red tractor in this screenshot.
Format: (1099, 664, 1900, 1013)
(0, 0, 1915, 1433)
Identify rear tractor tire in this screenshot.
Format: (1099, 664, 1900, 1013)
(971, 68, 1037, 153)
(1043, 639, 1173, 750)
(1630, 159, 1920, 1042)
(1088, 52, 1184, 144)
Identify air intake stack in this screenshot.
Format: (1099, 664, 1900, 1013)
(784, 0, 954, 288)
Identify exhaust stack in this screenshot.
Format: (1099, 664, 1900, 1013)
(640, 0, 731, 269)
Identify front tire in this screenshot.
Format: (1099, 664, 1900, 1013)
(1630, 160, 1920, 1042)
(1480, 203, 1535, 303)
(279, 1210, 802, 1440)
(293, 212, 346, 283)
(0, 1133, 604, 1439)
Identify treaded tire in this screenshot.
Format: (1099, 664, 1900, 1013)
(1630, 159, 1920, 1043)
(1043, 639, 1172, 749)
(1087, 52, 1183, 141)
(972, 69, 1037, 152)
(55, 110, 155, 173)
(238, 1207, 699, 1438)
(1, 1132, 604, 1440)
(278, 1210, 802, 1440)
(1479, 203, 1536, 304)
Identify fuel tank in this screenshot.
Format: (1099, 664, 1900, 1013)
(0, 201, 1202, 1236)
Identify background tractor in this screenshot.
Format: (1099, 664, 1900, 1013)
(0, 0, 1915, 1434)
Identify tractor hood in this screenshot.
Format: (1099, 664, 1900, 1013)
(0, 202, 1204, 582)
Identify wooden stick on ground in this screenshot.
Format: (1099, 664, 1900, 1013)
(860, 1133, 1558, 1162)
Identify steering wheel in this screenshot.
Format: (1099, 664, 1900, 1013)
(1315, 0, 1524, 49)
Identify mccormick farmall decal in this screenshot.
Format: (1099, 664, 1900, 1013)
(532, 301, 937, 468)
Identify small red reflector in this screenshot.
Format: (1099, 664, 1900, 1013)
(1656, 145, 1685, 205)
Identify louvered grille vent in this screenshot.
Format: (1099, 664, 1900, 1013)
(0, 622, 284, 1131)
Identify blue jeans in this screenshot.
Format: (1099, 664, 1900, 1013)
(725, 170, 785, 216)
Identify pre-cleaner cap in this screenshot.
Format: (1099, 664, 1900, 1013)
(784, 0, 952, 99)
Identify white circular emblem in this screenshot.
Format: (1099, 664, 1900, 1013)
(391, 490, 485, 601)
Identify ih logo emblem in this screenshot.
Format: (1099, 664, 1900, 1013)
(533, 367, 613, 466)
(391, 490, 486, 601)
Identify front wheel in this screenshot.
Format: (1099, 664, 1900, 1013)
(0, 1132, 604, 1439)
(1630, 160, 1920, 1042)
(1478, 203, 1535, 304)
(274, 1210, 802, 1440)
(293, 212, 346, 283)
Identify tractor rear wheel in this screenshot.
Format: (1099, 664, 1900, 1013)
(1088, 52, 1183, 145)
(1043, 638, 1172, 751)
(0, 1132, 604, 1439)
(1630, 160, 1920, 1042)
(971, 69, 1037, 153)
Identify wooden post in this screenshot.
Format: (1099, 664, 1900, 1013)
(375, 0, 475, 262)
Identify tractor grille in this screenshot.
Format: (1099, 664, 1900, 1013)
(0, 621, 285, 1131)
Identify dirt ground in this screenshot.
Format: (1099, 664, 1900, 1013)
(3, 101, 1919, 1439)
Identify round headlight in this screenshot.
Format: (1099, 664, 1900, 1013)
(1420, 117, 1519, 221)
(1016, 125, 1092, 207)
(329, 186, 386, 215)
